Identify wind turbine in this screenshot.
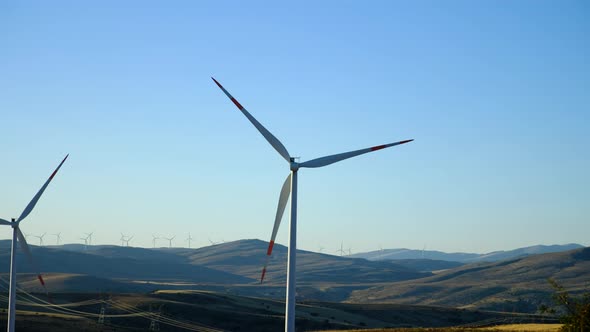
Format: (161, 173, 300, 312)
(186, 233, 193, 248)
(124, 235, 133, 247)
(120, 233, 127, 246)
(0, 154, 68, 332)
(85, 232, 93, 246)
(165, 236, 175, 248)
(52, 232, 62, 245)
(212, 78, 412, 332)
(151, 234, 159, 248)
(337, 241, 346, 256)
(33, 233, 46, 246)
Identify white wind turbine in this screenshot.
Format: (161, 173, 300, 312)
(52, 232, 62, 245)
(151, 234, 159, 248)
(164, 236, 175, 248)
(0, 154, 68, 332)
(33, 232, 46, 246)
(212, 78, 412, 332)
(124, 235, 133, 247)
(186, 233, 193, 248)
(84, 232, 93, 246)
(337, 241, 346, 256)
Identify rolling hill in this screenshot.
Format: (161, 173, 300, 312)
(1, 239, 587, 311)
(351, 244, 584, 263)
(348, 246, 590, 313)
(179, 239, 430, 284)
(0, 239, 430, 299)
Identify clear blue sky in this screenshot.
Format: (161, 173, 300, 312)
(1, 1, 588, 253)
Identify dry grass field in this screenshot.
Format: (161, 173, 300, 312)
(313, 324, 562, 332)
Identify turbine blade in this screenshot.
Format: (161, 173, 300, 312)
(299, 140, 413, 168)
(260, 173, 292, 283)
(211, 77, 291, 162)
(16, 228, 49, 292)
(0, 218, 12, 225)
(17, 154, 69, 223)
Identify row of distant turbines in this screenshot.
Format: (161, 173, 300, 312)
(20, 232, 225, 249)
(21, 232, 358, 254)
(1, 78, 411, 332)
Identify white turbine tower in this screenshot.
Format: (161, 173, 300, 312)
(0, 154, 68, 332)
(53, 232, 62, 245)
(186, 233, 193, 248)
(152, 234, 159, 248)
(212, 78, 412, 332)
(337, 241, 346, 256)
(124, 235, 133, 247)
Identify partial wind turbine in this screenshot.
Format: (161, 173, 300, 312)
(33, 233, 46, 246)
(165, 236, 175, 248)
(151, 234, 159, 248)
(53, 232, 62, 245)
(0, 154, 68, 332)
(85, 232, 93, 246)
(337, 241, 346, 256)
(186, 233, 193, 248)
(124, 235, 133, 247)
(212, 78, 412, 332)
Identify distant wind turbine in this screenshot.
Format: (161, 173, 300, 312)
(212, 78, 412, 332)
(186, 233, 193, 248)
(337, 241, 346, 256)
(0, 154, 68, 332)
(165, 236, 175, 248)
(85, 232, 93, 246)
(53, 232, 62, 245)
(33, 233, 46, 246)
(124, 235, 133, 247)
(152, 234, 159, 248)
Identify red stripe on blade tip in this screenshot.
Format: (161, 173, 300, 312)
(267, 241, 275, 255)
(38, 275, 45, 286)
(261, 268, 267, 282)
(371, 145, 387, 151)
(211, 77, 223, 88)
(231, 98, 244, 110)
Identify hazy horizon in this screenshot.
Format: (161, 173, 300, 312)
(1, 1, 588, 254)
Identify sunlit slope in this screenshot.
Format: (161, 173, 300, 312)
(348, 247, 590, 312)
(178, 239, 431, 284)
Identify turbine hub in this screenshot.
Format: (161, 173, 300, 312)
(289, 158, 299, 171)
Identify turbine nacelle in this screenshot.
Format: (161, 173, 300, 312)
(289, 158, 299, 171)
